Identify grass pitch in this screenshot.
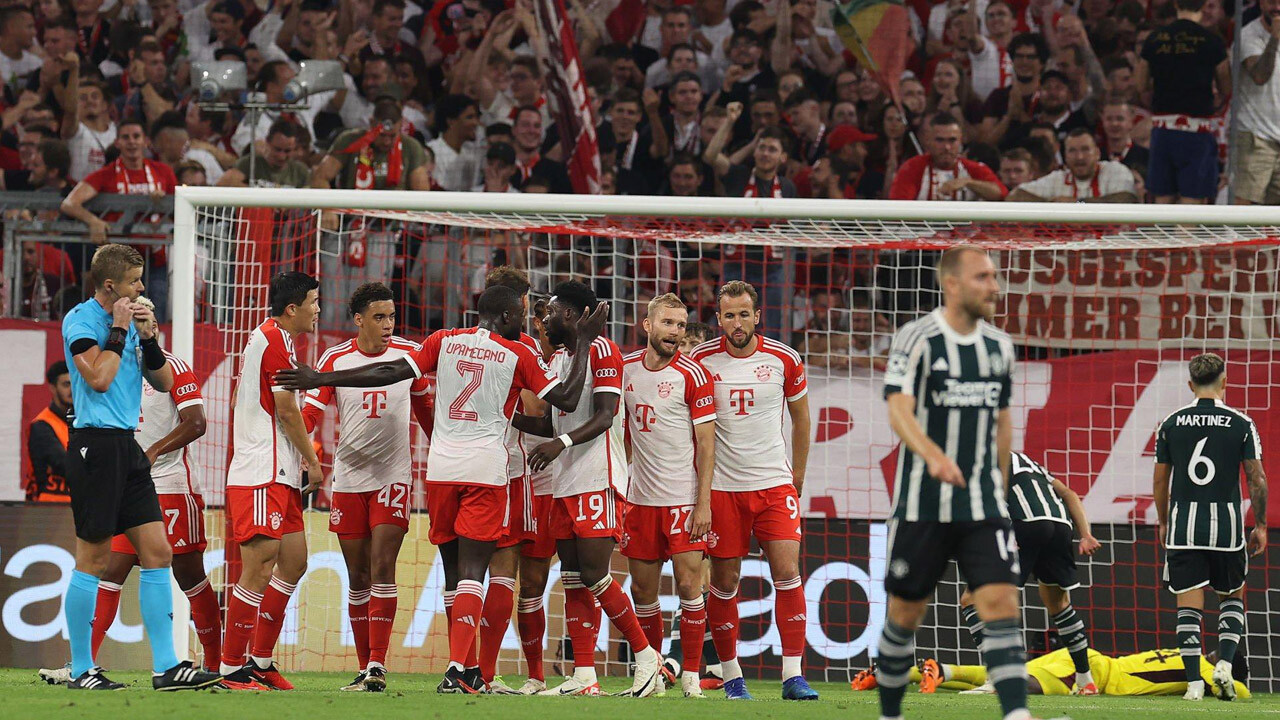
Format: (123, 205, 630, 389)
(4, 668, 1277, 719)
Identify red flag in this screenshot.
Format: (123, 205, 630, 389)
(605, 0, 646, 44)
(535, 0, 602, 194)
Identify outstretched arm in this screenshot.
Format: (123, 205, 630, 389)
(527, 392, 617, 472)
(277, 358, 417, 390)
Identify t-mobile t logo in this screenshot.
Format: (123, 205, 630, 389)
(363, 390, 389, 418)
(729, 388, 755, 415)
(633, 403, 656, 432)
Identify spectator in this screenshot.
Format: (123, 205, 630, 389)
(231, 59, 345, 155)
(820, 124, 882, 199)
(785, 89, 826, 165)
(114, 39, 174, 123)
(0, 6, 43, 91)
(646, 7, 715, 90)
(599, 87, 666, 195)
(509, 106, 572, 193)
(148, 110, 223, 184)
(926, 57, 983, 139)
(64, 78, 124, 183)
(31, 137, 72, 194)
(1100, 98, 1150, 171)
(1024, 131, 1060, 175)
(1008, 127, 1138, 202)
(219, 119, 310, 188)
(313, 97, 433, 190)
(427, 92, 482, 191)
(174, 161, 207, 186)
(1054, 43, 1104, 125)
(62, 116, 177, 243)
(984, 0, 1016, 48)
(716, 29, 777, 110)
(73, 0, 110, 69)
(955, 5, 1011, 103)
(1138, 0, 1230, 204)
(1234, 0, 1280, 205)
(341, 56, 428, 136)
(998, 147, 1036, 188)
(979, 32, 1047, 146)
(866, 103, 917, 193)
(831, 99, 857, 126)
(475, 142, 517, 193)
(24, 360, 73, 503)
(21, 240, 63, 318)
(663, 152, 706, 196)
(362, 0, 407, 62)
(890, 112, 1007, 200)
(664, 71, 706, 158)
(31, 19, 77, 112)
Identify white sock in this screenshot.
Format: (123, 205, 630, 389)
(1003, 710, 1031, 720)
(1076, 670, 1094, 687)
(942, 664, 954, 682)
(573, 666, 598, 684)
(781, 655, 801, 681)
(879, 716, 904, 720)
(250, 655, 271, 670)
(1188, 679, 1205, 690)
(720, 658, 743, 682)
(447, 661, 464, 672)
(707, 662, 722, 676)
(219, 662, 239, 675)
(368, 661, 384, 671)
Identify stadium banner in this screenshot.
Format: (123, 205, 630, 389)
(993, 248, 1280, 349)
(5, 321, 1278, 522)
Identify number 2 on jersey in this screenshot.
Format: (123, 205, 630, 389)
(448, 360, 485, 421)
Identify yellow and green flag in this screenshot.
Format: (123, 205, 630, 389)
(831, 0, 911, 102)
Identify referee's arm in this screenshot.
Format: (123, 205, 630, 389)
(69, 298, 134, 392)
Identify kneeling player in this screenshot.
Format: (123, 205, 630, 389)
(301, 284, 432, 692)
(622, 295, 716, 698)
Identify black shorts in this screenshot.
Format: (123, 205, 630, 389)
(1014, 520, 1079, 590)
(1164, 547, 1248, 595)
(66, 429, 162, 542)
(885, 518, 1020, 601)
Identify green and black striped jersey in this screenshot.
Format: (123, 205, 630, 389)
(883, 308, 1015, 523)
(1155, 397, 1263, 551)
(1007, 452, 1071, 525)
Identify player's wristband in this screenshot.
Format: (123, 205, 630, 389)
(557, 434, 574, 449)
(140, 336, 166, 371)
(103, 326, 127, 356)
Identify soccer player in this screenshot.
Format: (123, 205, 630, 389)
(278, 285, 607, 694)
(622, 294, 716, 698)
(1153, 352, 1267, 702)
(948, 451, 1102, 696)
(877, 247, 1034, 720)
(519, 280, 663, 698)
(689, 281, 817, 701)
(59, 244, 218, 691)
(300, 283, 432, 692)
(219, 272, 325, 691)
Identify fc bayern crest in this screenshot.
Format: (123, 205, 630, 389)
(270, 512, 283, 530)
(755, 365, 772, 381)
(330, 507, 343, 526)
(657, 381, 674, 398)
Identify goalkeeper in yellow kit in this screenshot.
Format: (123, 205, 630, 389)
(852, 648, 1250, 699)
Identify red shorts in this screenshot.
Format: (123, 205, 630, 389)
(549, 487, 624, 541)
(426, 482, 508, 545)
(329, 483, 411, 539)
(707, 485, 802, 559)
(111, 493, 207, 555)
(499, 477, 534, 549)
(521, 493, 557, 559)
(227, 483, 305, 544)
(621, 503, 707, 561)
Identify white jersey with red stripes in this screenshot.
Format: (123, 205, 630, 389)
(691, 334, 808, 492)
(549, 336, 627, 499)
(504, 332, 544, 481)
(227, 318, 302, 489)
(303, 336, 428, 493)
(137, 352, 203, 495)
(407, 327, 559, 487)
(622, 349, 716, 506)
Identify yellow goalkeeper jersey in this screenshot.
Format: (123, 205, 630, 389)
(1026, 648, 1250, 699)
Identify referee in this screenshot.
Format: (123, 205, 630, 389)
(60, 244, 219, 691)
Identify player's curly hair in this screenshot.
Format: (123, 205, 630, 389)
(485, 266, 531, 296)
(348, 282, 394, 316)
(550, 280, 597, 315)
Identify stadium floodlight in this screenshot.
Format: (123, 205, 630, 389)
(283, 60, 345, 103)
(191, 61, 247, 103)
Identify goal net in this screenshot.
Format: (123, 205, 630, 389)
(173, 189, 1280, 688)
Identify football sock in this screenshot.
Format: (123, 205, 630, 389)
(479, 576, 516, 682)
(348, 587, 371, 670)
(1051, 605, 1091, 675)
(369, 583, 398, 668)
(981, 618, 1028, 718)
(562, 572, 597, 670)
(66, 570, 100, 678)
(707, 585, 740, 667)
(448, 580, 484, 670)
(221, 583, 262, 672)
(184, 577, 223, 671)
(251, 575, 297, 663)
(91, 580, 122, 659)
(679, 596, 706, 676)
(1178, 607, 1203, 683)
(774, 576, 805, 680)
(588, 577, 649, 652)
(635, 601, 664, 654)
(138, 567, 180, 673)
(517, 595, 546, 681)
(875, 620, 915, 719)
(961, 603, 985, 647)
(1217, 598, 1245, 664)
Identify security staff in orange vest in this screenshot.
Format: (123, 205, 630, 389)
(25, 360, 73, 502)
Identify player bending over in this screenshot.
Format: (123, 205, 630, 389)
(517, 281, 663, 697)
(1153, 352, 1267, 701)
(690, 281, 817, 701)
(280, 285, 606, 694)
(878, 247, 1055, 720)
(300, 283, 432, 692)
(219, 272, 325, 691)
(947, 452, 1101, 696)
(622, 294, 717, 698)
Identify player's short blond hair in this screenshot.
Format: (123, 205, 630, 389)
(646, 293, 687, 319)
(935, 246, 990, 286)
(90, 243, 144, 290)
(135, 296, 155, 312)
(717, 280, 759, 311)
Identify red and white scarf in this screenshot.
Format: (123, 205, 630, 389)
(114, 158, 159, 194)
(1064, 170, 1101, 199)
(920, 161, 971, 201)
(744, 172, 783, 198)
(341, 125, 403, 189)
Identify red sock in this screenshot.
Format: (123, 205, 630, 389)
(517, 595, 546, 681)
(679, 596, 707, 674)
(561, 572, 597, 669)
(221, 584, 263, 668)
(250, 575, 296, 660)
(91, 581, 123, 659)
(707, 585, 740, 661)
(368, 584, 397, 667)
(184, 578, 223, 671)
(588, 577, 649, 652)
(449, 580, 485, 668)
(479, 576, 515, 682)
(774, 577, 806, 660)
(634, 601, 664, 653)
(348, 588, 371, 670)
